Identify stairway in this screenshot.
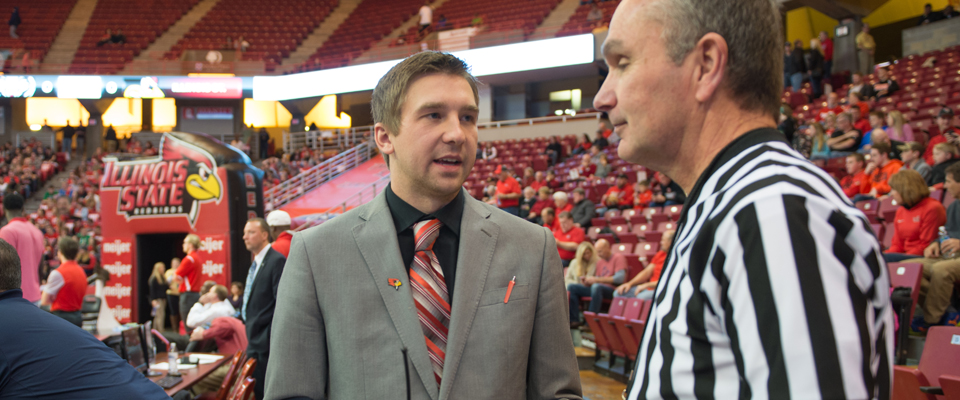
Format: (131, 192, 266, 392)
(122, 0, 220, 72)
(530, 0, 581, 40)
(350, 0, 454, 66)
(40, 0, 98, 73)
(276, 0, 364, 74)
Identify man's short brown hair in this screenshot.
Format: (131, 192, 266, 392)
(847, 153, 866, 164)
(212, 284, 229, 301)
(58, 237, 79, 260)
(945, 161, 960, 183)
(872, 141, 891, 156)
(372, 51, 480, 135)
(648, 0, 783, 120)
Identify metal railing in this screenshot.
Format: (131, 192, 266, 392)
(282, 126, 372, 155)
(289, 173, 391, 231)
(264, 141, 375, 212)
(477, 112, 603, 129)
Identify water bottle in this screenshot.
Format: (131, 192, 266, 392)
(939, 226, 956, 259)
(168, 342, 179, 376)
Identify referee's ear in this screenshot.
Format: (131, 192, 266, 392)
(692, 32, 728, 104)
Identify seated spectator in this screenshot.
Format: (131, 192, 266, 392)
(899, 141, 933, 183)
(918, 3, 942, 25)
(520, 167, 535, 188)
(883, 170, 946, 263)
(553, 211, 585, 267)
(567, 239, 626, 328)
(527, 186, 555, 222)
(564, 242, 597, 288)
(827, 112, 862, 153)
(570, 187, 596, 228)
(188, 316, 248, 395)
(529, 171, 547, 191)
(615, 230, 676, 299)
(545, 170, 562, 190)
(779, 104, 798, 146)
(846, 91, 870, 117)
(596, 121, 613, 140)
(848, 72, 873, 98)
(871, 66, 899, 100)
(861, 142, 903, 200)
(0, 239, 170, 399)
(600, 174, 634, 212)
(586, 3, 603, 22)
(594, 153, 612, 178)
(572, 154, 596, 180)
(851, 107, 873, 145)
(571, 134, 591, 156)
(96, 29, 112, 46)
(817, 92, 843, 121)
(942, 4, 959, 19)
(40, 237, 85, 327)
(519, 186, 537, 220)
(823, 111, 838, 134)
(110, 29, 126, 45)
(938, 107, 960, 143)
(868, 111, 886, 134)
(870, 129, 903, 160)
(495, 165, 522, 216)
(633, 180, 653, 209)
(592, 134, 609, 150)
(809, 122, 831, 160)
(229, 282, 244, 311)
(481, 177, 498, 204)
(928, 142, 960, 186)
(841, 153, 872, 199)
(886, 110, 915, 142)
(650, 172, 685, 207)
(235, 36, 250, 52)
(544, 137, 562, 165)
(186, 284, 236, 329)
(224, 36, 234, 50)
(479, 142, 497, 161)
(540, 207, 556, 229)
(908, 162, 960, 333)
(553, 191, 573, 215)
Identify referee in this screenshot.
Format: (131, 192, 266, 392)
(595, 0, 893, 399)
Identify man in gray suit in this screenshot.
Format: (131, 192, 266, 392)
(265, 52, 582, 400)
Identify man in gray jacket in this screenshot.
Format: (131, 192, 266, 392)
(570, 188, 595, 228)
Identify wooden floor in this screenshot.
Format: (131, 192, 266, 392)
(580, 370, 626, 400)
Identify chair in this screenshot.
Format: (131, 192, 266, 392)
(608, 216, 627, 226)
(893, 326, 960, 400)
(612, 299, 646, 359)
(604, 209, 621, 219)
(590, 217, 608, 228)
(624, 255, 645, 282)
(888, 263, 922, 365)
(610, 224, 631, 237)
(942, 375, 960, 400)
(878, 197, 899, 222)
(596, 233, 615, 244)
(636, 242, 660, 260)
(664, 205, 683, 220)
(588, 227, 603, 241)
(228, 377, 255, 400)
(869, 223, 884, 241)
(595, 298, 631, 360)
(583, 298, 627, 361)
(227, 358, 257, 400)
(656, 221, 677, 232)
(195, 350, 245, 400)
(618, 233, 640, 244)
(611, 243, 634, 255)
(81, 295, 101, 333)
(856, 199, 880, 222)
(621, 209, 639, 220)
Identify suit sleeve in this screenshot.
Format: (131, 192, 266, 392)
(265, 235, 327, 400)
(526, 227, 583, 400)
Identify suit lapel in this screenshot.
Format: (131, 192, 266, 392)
(438, 197, 499, 400)
(353, 193, 440, 400)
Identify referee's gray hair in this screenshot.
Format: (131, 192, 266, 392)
(646, 0, 783, 120)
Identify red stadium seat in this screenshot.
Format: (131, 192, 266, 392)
(611, 243, 633, 255)
(942, 375, 960, 400)
(893, 326, 960, 400)
(612, 298, 647, 359)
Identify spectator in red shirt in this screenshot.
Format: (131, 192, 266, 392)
(819, 31, 833, 78)
(573, 154, 596, 180)
(520, 167, 536, 188)
(883, 170, 946, 262)
(846, 92, 870, 119)
(600, 174, 635, 212)
(615, 229, 675, 299)
(188, 316, 248, 395)
(529, 171, 547, 191)
(553, 191, 573, 215)
(545, 170, 562, 190)
(851, 107, 872, 137)
(841, 153, 872, 199)
(553, 211, 584, 267)
(923, 108, 959, 166)
(541, 207, 556, 230)
(817, 92, 843, 121)
(495, 165, 522, 216)
(861, 142, 904, 200)
(633, 180, 653, 209)
(40, 237, 85, 327)
(566, 238, 626, 328)
(176, 234, 203, 333)
(527, 186, 555, 223)
(267, 210, 292, 258)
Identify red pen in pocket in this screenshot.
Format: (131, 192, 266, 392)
(504, 276, 516, 304)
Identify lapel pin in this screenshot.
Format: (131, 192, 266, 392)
(388, 278, 402, 290)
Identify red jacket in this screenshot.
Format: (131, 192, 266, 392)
(176, 251, 202, 293)
(888, 197, 946, 256)
(50, 261, 86, 312)
(868, 160, 904, 196)
(841, 171, 871, 198)
(272, 231, 292, 258)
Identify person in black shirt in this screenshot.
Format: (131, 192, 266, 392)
(148, 261, 169, 331)
(918, 3, 942, 25)
(942, 4, 959, 19)
(828, 112, 862, 152)
(544, 136, 563, 165)
(57, 123, 75, 154)
(788, 40, 807, 92)
(872, 66, 900, 100)
(105, 124, 118, 152)
(650, 172, 685, 207)
(8, 7, 19, 39)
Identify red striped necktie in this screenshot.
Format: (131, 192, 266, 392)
(410, 219, 450, 387)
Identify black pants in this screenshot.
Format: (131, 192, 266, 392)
(252, 354, 268, 400)
(178, 292, 200, 333)
(53, 310, 82, 327)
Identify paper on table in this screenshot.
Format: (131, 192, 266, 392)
(190, 354, 225, 364)
(149, 362, 198, 371)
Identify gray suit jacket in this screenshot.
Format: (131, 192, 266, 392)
(265, 189, 582, 400)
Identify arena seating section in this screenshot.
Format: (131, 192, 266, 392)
(304, 0, 425, 70)
(0, 0, 76, 68)
(557, 0, 620, 37)
(163, 0, 338, 71)
(394, 0, 563, 47)
(787, 46, 960, 135)
(70, 0, 201, 74)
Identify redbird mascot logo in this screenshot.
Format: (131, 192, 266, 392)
(101, 134, 223, 226)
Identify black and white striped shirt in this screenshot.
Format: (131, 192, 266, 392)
(627, 128, 894, 399)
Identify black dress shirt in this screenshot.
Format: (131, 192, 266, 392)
(385, 184, 463, 300)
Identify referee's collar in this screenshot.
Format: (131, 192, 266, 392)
(685, 127, 786, 206)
